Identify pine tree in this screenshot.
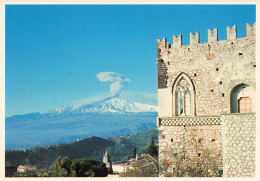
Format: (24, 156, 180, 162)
(144, 136, 158, 159)
(133, 147, 137, 158)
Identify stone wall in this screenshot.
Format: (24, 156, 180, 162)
(157, 23, 256, 117)
(221, 113, 255, 177)
(158, 117, 223, 173)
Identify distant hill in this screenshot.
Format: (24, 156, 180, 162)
(6, 96, 158, 149)
(5, 129, 158, 167)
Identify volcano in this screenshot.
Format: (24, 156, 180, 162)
(5, 97, 158, 150)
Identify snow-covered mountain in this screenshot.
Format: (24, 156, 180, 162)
(41, 96, 158, 114)
(6, 97, 158, 150)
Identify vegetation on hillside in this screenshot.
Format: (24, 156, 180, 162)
(143, 136, 158, 159)
(6, 129, 158, 167)
(14, 156, 108, 177)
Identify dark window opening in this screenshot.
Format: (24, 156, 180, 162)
(171, 139, 173, 142)
(211, 89, 214, 92)
(239, 53, 243, 55)
(198, 153, 201, 157)
(212, 139, 216, 142)
(216, 68, 219, 71)
(254, 65, 256, 67)
(194, 73, 197, 77)
(161, 135, 165, 139)
(222, 93, 225, 97)
(219, 81, 222, 84)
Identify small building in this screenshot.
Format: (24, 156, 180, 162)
(112, 160, 130, 174)
(17, 165, 27, 172)
(130, 154, 158, 174)
(17, 165, 39, 173)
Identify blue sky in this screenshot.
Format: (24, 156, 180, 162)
(5, 5, 256, 117)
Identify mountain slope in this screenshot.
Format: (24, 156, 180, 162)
(5, 129, 159, 167)
(42, 96, 157, 114)
(6, 97, 158, 150)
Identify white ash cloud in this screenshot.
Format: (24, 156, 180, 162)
(97, 72, 131, 96)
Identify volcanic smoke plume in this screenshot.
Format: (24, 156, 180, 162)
(97, 72, 131, 96)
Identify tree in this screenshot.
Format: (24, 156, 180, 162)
(144, 136, 158, 159)
(13, 157, 108, 177)
(133, 147, 137, 158)
(70, 158, 108, 177)
(53, 156, 71, 176)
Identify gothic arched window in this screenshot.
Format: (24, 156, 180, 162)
(185, 90, 191, 116)
(172, 73, 195, 116)
(176, 89, 183, 116)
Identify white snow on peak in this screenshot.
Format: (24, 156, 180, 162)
(41, 97, 158, 114)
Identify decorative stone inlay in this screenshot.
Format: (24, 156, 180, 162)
(158, 116, 221, 126)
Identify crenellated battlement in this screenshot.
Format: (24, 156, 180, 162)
(157, 23, 256, 54)
(227, 25, 237, 40)
(246, 23, 256, 37)
(172, 34, 182, 47)
(208, 28, 218, 42)
(190, 31, 200, 45)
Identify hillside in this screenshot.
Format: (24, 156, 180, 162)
(5, 129, 158, 167)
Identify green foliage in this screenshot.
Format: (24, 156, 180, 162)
(14, 168, 51, 177)
(70, 158, 108, 177)
(14, 157, 108, 177)
(143, 136, 158, 159)
(53, 156, 71, 176)
(6, 129, 158, 167)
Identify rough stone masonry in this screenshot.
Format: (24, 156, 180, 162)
(157, 23, 256, 177)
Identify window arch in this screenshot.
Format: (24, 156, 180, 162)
(185, 90, 191, 116)
(172, 73, 196, 116)
(176, 89, 183, 116)
(230, 84, 255, 113)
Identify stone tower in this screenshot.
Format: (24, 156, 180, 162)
(103, 149, 113, 173)
(157, 23, 256, 177)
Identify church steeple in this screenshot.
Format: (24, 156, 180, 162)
(103, 149, 110, 163)
(103, 149, 113, 173)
